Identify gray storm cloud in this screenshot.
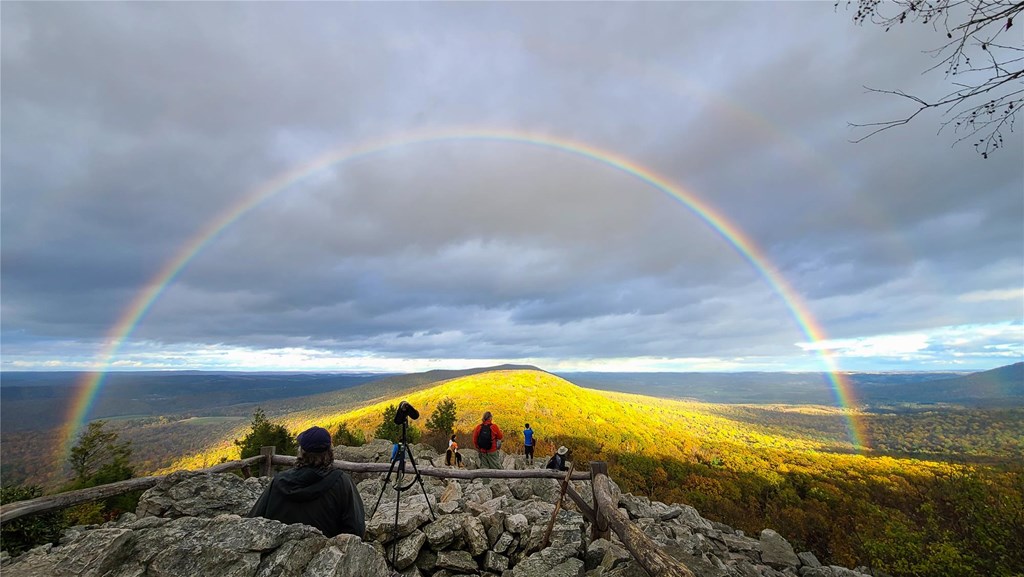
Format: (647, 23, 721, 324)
(2, 2, 1021, 371)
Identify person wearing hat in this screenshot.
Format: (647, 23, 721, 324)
(546, 445, 569, 471)
(248, 425, 365, 538)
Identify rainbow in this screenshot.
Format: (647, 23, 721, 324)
(61, 128, 867, 459)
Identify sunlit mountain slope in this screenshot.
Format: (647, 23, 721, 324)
(167, 369, 868, 473)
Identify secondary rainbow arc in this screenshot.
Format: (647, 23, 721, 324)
(62, 128, 867, 460)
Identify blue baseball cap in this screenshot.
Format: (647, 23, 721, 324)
(298, 426, 332, 452)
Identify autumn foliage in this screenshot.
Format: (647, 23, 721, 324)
(161, 369, 1022, 576)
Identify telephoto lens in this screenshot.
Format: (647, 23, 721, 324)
(393, 400, 420, 424)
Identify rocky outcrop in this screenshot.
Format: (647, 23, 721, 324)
(2, 445, 877, 577)
(4, 515, 387, 577)
(135, 470, 270, 519)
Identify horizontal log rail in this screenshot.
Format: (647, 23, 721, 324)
(270, 453, 592, 481)
(3, 448, 693, 577)
(0, 456, 264, 524)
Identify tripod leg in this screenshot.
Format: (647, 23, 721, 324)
(369, 454, 399, 520)
(404, 448, 436, 520)
(391, 491, 401, 568)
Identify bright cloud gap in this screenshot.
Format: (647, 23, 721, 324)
(2, 322, 1018, 373)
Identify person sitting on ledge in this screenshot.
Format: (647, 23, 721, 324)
(446, 433, 464, 467)
(248, 425, 365, 538)
(546, 445, 570, 471)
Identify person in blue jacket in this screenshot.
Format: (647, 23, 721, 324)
(248, 426, 365, 538)
(523, 423, 535, 465)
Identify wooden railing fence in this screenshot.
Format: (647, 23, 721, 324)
(1, 447, 692, 577)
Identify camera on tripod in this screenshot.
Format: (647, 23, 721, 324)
(393, 400, 419, 425)
(373, 399, 436, 570)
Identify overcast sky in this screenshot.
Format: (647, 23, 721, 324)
(2, 2, 1021, 374)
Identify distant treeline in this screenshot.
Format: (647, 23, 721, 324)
(561, 362, 1023, 406)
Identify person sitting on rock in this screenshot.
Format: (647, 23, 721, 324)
(445, 433, 464, 467)
(546, 445, 570, 471)
(248, 425, 365, 538)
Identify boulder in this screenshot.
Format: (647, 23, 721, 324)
(423, 513, 466, 550)
(462, 514, 489, 556)
(136, 471, 269, 519)
(493, 531, 515, 554)
(585, 538, 630, 571)
(798, 551, 822, 567)
(671, 504, 715, 533)
(387, 529, 427, 570)
(436, 549, 478, 573)
(759, 528, 800, 569)
(477, 509, 506, 545)
(365, 502, 432, 544)
(505, 513, 529, 534)
(333, 438, 393, 463)
(2, 514, 390, 577)
(483, 550, 511, 572)
(305, 533, 390, 577)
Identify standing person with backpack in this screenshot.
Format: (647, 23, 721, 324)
(523, 423, 535, 465)
(472, 411, 504, 469)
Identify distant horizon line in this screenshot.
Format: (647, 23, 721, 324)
(3, 365, 1004, 375)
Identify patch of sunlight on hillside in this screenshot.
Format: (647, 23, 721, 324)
(166, 369, 955, 481)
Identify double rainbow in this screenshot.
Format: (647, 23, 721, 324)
(61, 128, 866, 459)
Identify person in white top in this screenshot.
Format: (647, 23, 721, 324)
(445, 434, 464, 467)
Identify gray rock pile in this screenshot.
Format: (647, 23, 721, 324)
(2, 443, 878, 577)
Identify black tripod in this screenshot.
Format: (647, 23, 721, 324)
(369, 418, 435, 568)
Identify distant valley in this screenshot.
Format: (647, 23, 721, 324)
(563, 362, 1023, 406)
(3, 363, 1020, 434)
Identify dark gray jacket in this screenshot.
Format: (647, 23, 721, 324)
(248, 466, 365, 538)
(546, 453, 568, 471)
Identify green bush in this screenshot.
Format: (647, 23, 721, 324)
(67, 421, 133, 490)
(425, 398, 458, 437)
(332, 422, 366, 447)
(234, 408, 296, 458)
(0, 485, 66, 556)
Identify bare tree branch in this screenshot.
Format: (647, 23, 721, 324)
(839, 0, 1024, 157)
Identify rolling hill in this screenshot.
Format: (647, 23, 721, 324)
(862, 361, 1024, 405)
(164, 368, 847, 470)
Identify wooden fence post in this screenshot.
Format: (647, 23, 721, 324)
(591, 465, 694, 577)
(590, 461, 611, 541)
(542, 463, 575, 549)
(260, 446, 276, 478)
